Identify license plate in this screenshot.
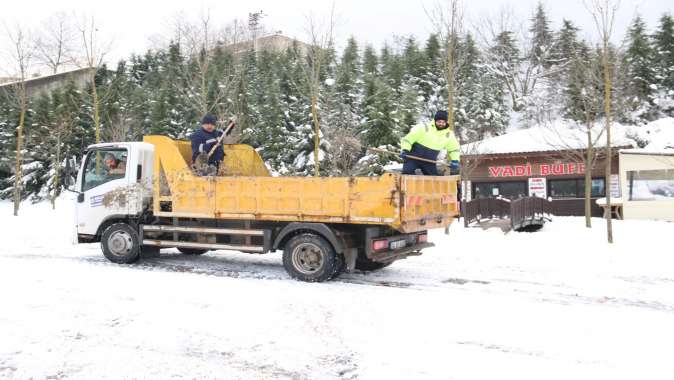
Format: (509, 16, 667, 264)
(441, 195, 453, 204)
(389, 240, 407, 250)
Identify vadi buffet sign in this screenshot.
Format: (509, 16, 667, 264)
(488, 162, 586, 177)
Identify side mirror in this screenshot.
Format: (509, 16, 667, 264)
(62, 156, 82, 195)
(61, 173, 75, 188)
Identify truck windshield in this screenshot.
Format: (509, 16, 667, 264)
(82, 149, 128, 192)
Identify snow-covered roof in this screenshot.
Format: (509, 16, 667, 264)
(620, 148, 674, 156)
(465, 120, 636, 156)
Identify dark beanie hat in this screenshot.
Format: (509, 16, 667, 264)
(201, 114, 217, 125)
(434, 110, 449, 122)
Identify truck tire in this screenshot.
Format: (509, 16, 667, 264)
(283, 233, 338, 282)
(178, 248, 209, 255)
(101, 223, 141, 264)
(331, 253, 345, 279)
(355, 257, 392, 271)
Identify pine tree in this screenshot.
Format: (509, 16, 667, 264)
(655, 14, 674, 88)
(419, 34, 443, 103)
(380, 44, 405, 91)
(276, 43, 315, 174)
(336, 37, 360, 104)
(323, 37, 364, 175)
(551, 20, 581, 68)
(564, 42, 598, 122)
(10, 95, 42, 201)
(396, 77, 421, 134)
(253, 49, 294, 173)
(624, 15, 658, 120)
(490, 30, 521, 110)
(362, 45, 378, 76)
(0, 97, 16, 181)
(402, 37, 425, 80)
(653, 13, 674, 116)
(456, 33, 508, 141)
(530, 2, 553, 68)
(153, 42, 193, 138)
(361, 75, 398, 148)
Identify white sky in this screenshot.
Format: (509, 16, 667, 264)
(1, 0, 672, 72)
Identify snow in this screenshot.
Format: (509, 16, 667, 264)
(620, 148, 674, 155)
(2, 198, 674, 379)
(472, 119, 637, 155)
(630, 117, 674, 150)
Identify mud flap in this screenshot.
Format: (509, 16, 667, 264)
(344, 248, 358, 273)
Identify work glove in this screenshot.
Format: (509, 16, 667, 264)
(449, 160, 460, 175)
(400, 150, 410, 159)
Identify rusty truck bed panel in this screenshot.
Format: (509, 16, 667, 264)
(145, 136, 458, 233)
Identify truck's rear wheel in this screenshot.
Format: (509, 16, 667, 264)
(283, 233, 338, 282)
(101, 223, 140, 264)
(178, 247, 209, 255)
(355, 257, 393, 271)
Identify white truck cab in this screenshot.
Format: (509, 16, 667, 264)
(74, 142, 154, 242)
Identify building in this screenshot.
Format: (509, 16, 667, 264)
(461, 123, 634, 216)
(226, 34, 310, 57)
(0, 67, 94, 99)
(618, 149, 674, 220)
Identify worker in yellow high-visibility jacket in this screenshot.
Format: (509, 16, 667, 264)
(400, 110, 460, 175)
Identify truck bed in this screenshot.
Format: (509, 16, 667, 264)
(145, 136, 459, 233)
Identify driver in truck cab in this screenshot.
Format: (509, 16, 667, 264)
(103, 153, 126, 175)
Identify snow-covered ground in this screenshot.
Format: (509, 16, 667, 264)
(1, 198, 674, 379)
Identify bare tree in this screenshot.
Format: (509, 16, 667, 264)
(35, 13, 76, 74)
(2, 24, 35, 216)
(541, 122, 606, 228)
(50, 90, 78, 209)
(586, 0, 620, 243)
(426, 0, 463, 131)
(458, 140, 486, 192)
(174, 9, 247, 127)
(541, 51, 606, 228)
(74, 13, 112, 145)
(301, 4, 336, 176)
(475, 6, 563, 121)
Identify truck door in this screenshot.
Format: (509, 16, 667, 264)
(76, 148, 131, 237)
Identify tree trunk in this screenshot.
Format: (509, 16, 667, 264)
(602, 38, 613, 244)
(13, 106, 26, 216)
(311, 93, 320, 176)
(52, 131, 61, 210)
(201, 63, 208, 116)
(92, 77, 100, 144)
(584, 131, 593, 228)
(446, 42, 455, 131)
(91, 75, 102, 171)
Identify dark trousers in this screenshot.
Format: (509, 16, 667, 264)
(402, 159, 439, 175)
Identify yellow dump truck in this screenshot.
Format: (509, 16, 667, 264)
(70, 136, 459, 282)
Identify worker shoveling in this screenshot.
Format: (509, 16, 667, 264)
(191, 116, 237, 176)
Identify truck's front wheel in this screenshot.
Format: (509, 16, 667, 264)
(101, 223, 140, 264)
(283, 233, 338, 282)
